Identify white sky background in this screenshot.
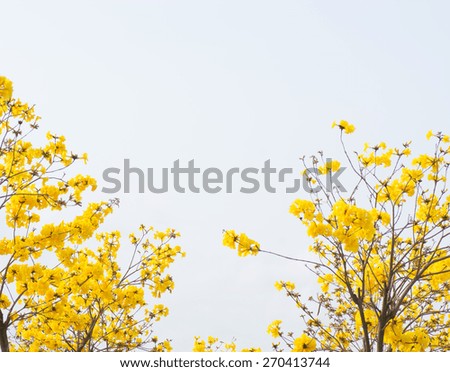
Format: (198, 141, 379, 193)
(2, 0, 450, 351)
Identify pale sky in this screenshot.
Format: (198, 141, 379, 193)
(2, 0, 450, 351)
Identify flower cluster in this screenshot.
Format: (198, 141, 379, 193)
(222, 230, 260, 257)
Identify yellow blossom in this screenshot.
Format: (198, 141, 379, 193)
(0, 76, 13, 101)
(292, 334, 316, 352)
(332, 120, 355, 134)
(267, 320, 282, 338)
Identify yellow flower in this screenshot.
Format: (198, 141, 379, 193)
(241, 347, 262, 352)
(236, 233, 260, 257)
(222, 230, 238, 249)
(332, 120, 355, 134)
(192, 337, 206, 352)
(284, 281, 296, 291)
(318, 159, 341, 174)
(378, 141, 387, 150)
(163, 340, 173, 352)
(274, 281, 284, 291)
(267, 320, 282, 338)
(289, 199, 316, 220)
(0, 293, 11, 309)
(292, 334, 316, 352)
(318, 273, 333, 292)
(207, 336, 218, 345)
(152, 304, 169, 321)
(0, 76, 13, 101)
(225, 342, 236, 352)
(426, 130, 433, 140)
(274, 280, 296, 291)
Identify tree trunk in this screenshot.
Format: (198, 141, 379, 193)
(376, 321, 385, 352)
(0, 311, 9, 352)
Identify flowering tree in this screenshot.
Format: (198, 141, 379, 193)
(0, 77, 184, 352)
(224, 121, 450, 352)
